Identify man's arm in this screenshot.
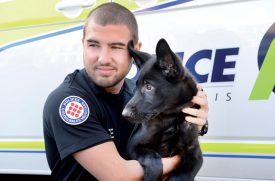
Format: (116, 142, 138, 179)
(73, 141, 143, 181)
(73, 141, 180, 181)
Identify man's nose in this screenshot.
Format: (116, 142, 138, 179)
(98, 47, 111, 64)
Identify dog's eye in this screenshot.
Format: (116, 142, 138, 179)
(146, 84, 152, 90)
(144, 82, 154, 91)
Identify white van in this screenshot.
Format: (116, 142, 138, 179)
(0, 0, 274, 180)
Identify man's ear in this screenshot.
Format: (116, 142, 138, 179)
(128, 40, 152, 68)
(156, 38, 184, 80)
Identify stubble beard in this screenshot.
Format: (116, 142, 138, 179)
(86, 68, 127, 90)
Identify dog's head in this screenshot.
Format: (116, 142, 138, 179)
(122, 39, 197, 123)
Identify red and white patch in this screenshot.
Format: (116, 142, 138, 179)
(66, 101, 83, 118)
(59, 96, 89, 125)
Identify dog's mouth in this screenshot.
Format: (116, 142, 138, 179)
(122, 109, 157, 123)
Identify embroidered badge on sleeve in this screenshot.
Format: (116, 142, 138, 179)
(59, 96, 90, 125)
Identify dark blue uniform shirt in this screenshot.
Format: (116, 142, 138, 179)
(43, 69, 136, 180)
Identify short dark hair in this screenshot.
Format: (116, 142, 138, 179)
(83, 2, 139, 44)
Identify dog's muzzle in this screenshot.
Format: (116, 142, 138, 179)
(122, 107, 134, 120)
(122, 106, 146, 123)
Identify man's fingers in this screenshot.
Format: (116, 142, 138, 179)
(192, 96, 207, 107)
(162, 155, 181, 175)
(182, 107, 198, 117)
(185, 116, 206, 127)
(182, 84, 209, 132)
(196, 90, 207, 98)
(182, 107, 208, 120)
(192, 96, 209, 113)
(197, 84, 203, 91)
(182, 105, 208, 132)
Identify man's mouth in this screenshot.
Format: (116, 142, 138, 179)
(96, 66, 115, 76)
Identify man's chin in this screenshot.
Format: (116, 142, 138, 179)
(93, 77, 122, 89)
(88, 71, 126, 91)
(94, 79, 114, 88)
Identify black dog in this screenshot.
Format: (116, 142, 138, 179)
(122, 39, 203, 181)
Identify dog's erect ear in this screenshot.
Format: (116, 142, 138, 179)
(128, 40, 152, 68)
(156, 38, 184, 80)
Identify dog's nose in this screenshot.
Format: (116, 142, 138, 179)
(122, 108, 134, 120)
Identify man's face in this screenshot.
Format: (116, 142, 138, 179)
(83, 20, 132, 93)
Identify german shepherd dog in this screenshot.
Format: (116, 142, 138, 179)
(122, 39, 203, 181)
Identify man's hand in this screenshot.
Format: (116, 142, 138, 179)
(161, 155, 181, 180)
(182, 85, 209, 131)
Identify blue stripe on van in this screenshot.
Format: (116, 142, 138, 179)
(134, 0, 193, 13)
(0, 25, 83, 52)
(1, 150, 275, 159)
(0, 150, 45, 153)
(204, 153, 275, 159)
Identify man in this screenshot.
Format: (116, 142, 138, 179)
(43, 2, 209, 180)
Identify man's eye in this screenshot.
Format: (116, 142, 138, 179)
(112, 46, 123, 49)
(89, 44, 99, 47)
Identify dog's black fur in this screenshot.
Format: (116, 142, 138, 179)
(122, 39, 203, 181)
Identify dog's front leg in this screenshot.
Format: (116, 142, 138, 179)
(136, 149, 163, 181)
